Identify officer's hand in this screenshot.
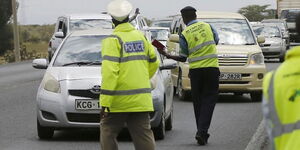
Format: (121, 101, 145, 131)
(157, 48, 167, 56)
(100, 107, 109, 119)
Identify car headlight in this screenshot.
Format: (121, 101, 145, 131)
(250, 53, 264, 65)
(43, 73, 60, 93)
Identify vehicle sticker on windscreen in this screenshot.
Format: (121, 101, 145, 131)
(124, 41, 144, 53)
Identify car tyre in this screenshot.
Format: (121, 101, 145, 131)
(37, 120, 54, 139)
(165, 106, 173, 131)
(153, 112, 165, 140)
(177, 76, 190, 101)
(250, 91, 262, 102)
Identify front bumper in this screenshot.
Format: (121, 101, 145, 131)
(37, 88, 164, 129)
(261, 46, 284, 58)
(180, 65, 266, 93)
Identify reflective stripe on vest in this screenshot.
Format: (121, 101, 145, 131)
(189, 40, 215, 55)
(102, 55, 157, 63)
(100, 88, 152, 96)
(188, 54, 218, 63)
(263, 72, 300, 149)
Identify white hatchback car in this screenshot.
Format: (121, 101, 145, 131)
(33, 28, 176, 140)
(48, 13, 151, 60)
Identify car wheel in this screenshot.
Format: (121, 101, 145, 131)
(165, 105, 173, 131)
(153, 112, 165, 140)
(37, 120, 54, 139)
(177, 76, 190, 101)
(250, 91, 262, 102)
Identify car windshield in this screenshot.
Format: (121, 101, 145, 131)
(262, 22, 286, 31)
(151, 21, 172, 28)
(150, 29, 169, 41)
(253, 26, 281, 38)
(200, 19, 256, 45)
(280, 9, 300, 22)
(70, 19, 113, 31)
(53, 35, 105, 66)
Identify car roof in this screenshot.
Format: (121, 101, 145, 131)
(61, 13, 112, 20)
(196, 11, 245, 19)
(70, 28, 113, 37)
(148, 27, 170, 30)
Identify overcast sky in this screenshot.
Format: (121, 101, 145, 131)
(18, 0, 276, 25)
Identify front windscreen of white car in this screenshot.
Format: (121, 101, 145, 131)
(70, 19, 113, 31)
(53, 35, 105, 66)
(200, 19, 256, 45)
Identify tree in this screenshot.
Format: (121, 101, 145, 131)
(238, 5, 276, 22)
(0, 0, 13, 55)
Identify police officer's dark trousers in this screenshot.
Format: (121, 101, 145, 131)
(189, 67, 220, 135)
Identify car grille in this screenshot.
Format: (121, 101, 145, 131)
(67, 113, 100, 123)
(69, 90, 99, 99)
(218, 54, 248, 66)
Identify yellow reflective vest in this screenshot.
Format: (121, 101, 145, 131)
(263, 46, 300, 150)
(181, 22, 219, 69)
(100, 23, 159, 112)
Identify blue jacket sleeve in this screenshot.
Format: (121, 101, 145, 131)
(210, 25, 219, 45)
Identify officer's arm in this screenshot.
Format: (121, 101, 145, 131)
(210, 25, 219, 45)
(158, 34, 187, 62)
(100, 38, 120, 108)
(147, 41, 160, 78)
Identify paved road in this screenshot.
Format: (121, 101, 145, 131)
(0, 61, 280, 150)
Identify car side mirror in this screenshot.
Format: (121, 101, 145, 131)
(55, 32, 65, 38)
(257, 36, 265, 44)
(169, 34, 179, 43)
(32, 59, 48, 69)
(160, 59, 177, 70)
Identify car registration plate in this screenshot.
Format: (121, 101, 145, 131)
(219, 73, 242, 80)
(75, 99, 100, 110)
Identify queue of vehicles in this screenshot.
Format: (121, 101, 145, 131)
(35, 9, 294, 140)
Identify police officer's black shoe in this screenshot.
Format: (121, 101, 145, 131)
(195, 132, 210, 145)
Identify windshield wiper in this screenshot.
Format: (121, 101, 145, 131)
(244, 43, 255, 45)
(62, 61, 102, 66)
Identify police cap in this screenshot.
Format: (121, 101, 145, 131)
(180, 6, 197, 14)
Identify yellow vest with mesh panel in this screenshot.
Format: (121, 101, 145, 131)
(182, 22, 219, 69)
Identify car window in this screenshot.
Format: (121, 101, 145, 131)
(262, 22, 285, 31)
(151, 20, 172, 28)
(57, 20, 64, 32)
(150, 29, 169, 41)
(280, 9, 300, 22)
(70, 19, 113, 31)
(200, 18, 256, 45)
(253, 26, 281, 38)
(53, 35, 105, 66)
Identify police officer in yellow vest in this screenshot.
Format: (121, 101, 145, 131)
(159, 6, 219, 145)
(99, 0, 159, 150)
(262, 13, 300, 150)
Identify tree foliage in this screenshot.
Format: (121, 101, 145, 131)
(0, 0, 13, 55)
(238, 5, 276, 22)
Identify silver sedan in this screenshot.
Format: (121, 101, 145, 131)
(33, 28, 176, 140)
(253, 25, 287, 62)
